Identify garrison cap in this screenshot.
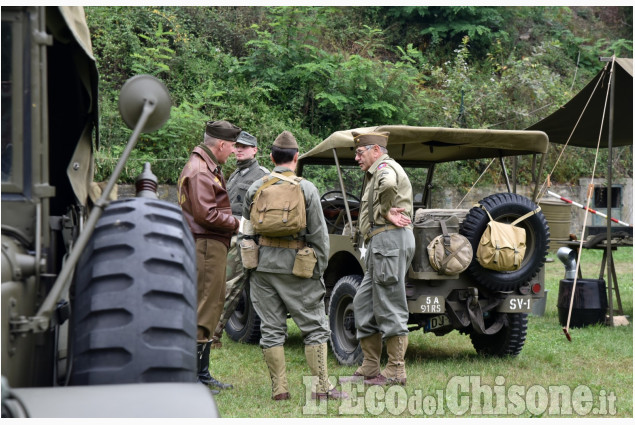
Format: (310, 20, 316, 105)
(352, 131, 389, 148)
(273, 131, 299, 150)
(236, 131, 257, 147)
(205, 120, 241, 142)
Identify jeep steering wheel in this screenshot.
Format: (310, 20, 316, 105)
(320, 190, 360, 233)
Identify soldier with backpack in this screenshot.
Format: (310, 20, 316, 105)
(240, 131, 347, 401)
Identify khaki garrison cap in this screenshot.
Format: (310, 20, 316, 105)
(352, 131, 389, 147)
(273, 131, 299, 150)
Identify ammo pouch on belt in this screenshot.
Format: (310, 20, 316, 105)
(476, 204, 540, 272)
(427, 220, 472, 275)
(292, 246, 317, 279)
(240, 238, 259, 269)
(256, 236, 316, 278)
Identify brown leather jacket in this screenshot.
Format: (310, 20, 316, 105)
(178, 145, 238, 248)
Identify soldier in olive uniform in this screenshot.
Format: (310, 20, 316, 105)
(210, 130, 269, 348)
(344, 131, 415, 386)
(241, 131, 347, 401)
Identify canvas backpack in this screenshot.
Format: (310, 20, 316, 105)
(476, 204, 541, 272)
(251, 171, 306, 237)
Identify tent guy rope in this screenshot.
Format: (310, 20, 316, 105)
(561, 56, 616, 342)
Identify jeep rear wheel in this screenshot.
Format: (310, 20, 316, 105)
(225, 280, 261, 344)
(329, 274, 363, 366)
(70, 198, 197, 385)
(470, 313, 528, 357)
(460, 193, 550, 292)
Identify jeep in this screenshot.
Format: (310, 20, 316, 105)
(228, 125, 550, 365)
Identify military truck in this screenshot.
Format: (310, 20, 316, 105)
(2, 6, 217, 417)
(228, 125, 550, 365)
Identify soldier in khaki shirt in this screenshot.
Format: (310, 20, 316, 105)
(344, 131, 415, 386)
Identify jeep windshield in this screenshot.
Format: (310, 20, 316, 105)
(301, 162, 430, 234)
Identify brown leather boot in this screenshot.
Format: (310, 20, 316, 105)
(339, 333, 382, 383)
(364, 335, 408, 386)
(305, 343, 348, 400)
(263, 346, 290, 400)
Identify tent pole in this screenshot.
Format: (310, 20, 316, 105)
(602, 56, 617, 326)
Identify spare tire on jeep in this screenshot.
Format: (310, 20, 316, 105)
(460, 193, 550, 292)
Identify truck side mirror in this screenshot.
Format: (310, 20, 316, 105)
(118, 74, 171, 133)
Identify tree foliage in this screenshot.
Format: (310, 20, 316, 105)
(85, 6, 632, 184)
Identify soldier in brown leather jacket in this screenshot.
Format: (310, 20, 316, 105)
(178, 120, 241, 392)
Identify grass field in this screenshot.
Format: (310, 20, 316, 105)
(209, 247, 633, 418)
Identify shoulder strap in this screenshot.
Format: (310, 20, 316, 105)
(270, 171, 302, 184)
(511, 206, 541, 226)
(254, 175, 280, 199)
(253, 171, 302, 199)
(475, 203, 495, 222)
(440, 219, 451, 246)
(476, 203, 541, 226)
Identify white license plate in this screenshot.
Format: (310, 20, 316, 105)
(410, 295, 445, 314)
(426, 314, 450, 331)
(498, 295, 534, 313)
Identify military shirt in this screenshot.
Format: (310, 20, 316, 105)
(242, 166, 329, 278)
(226, 158, 269, 217)
(358, 154, 413, 239)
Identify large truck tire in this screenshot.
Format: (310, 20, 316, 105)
(70, 198, 197, 385)
(225, 280, 261, 344)
(460, 193, 550, 292)
(328, 274, 364, 366)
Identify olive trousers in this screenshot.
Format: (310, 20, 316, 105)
(250, 271, 330, 349)
(196, 238, 228, 342)
(353, 227, 415, 340)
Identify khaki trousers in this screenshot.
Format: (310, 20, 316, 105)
(196, 238, 228, 342)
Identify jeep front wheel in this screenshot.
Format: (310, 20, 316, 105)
(329, 275, 363, 366)
(225, 280, 261, 344)
(70, 198, 197, 385)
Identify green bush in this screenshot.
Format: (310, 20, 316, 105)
(86, 6, 632, 185)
